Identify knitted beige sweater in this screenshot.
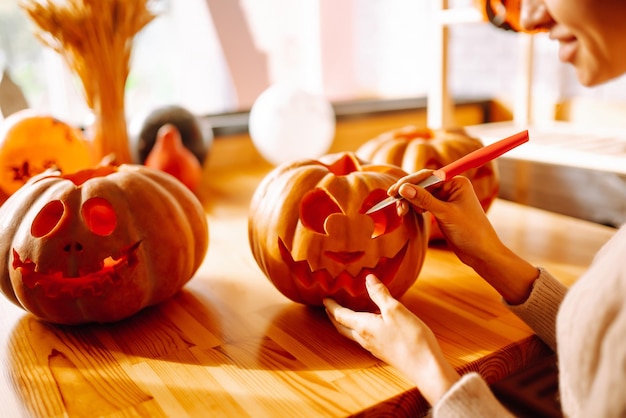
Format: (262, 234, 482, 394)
(432, 225, 626, 417)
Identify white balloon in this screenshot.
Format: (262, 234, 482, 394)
(249, 84, 336, 165)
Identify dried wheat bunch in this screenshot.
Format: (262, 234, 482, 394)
(20, 0, 156, 163)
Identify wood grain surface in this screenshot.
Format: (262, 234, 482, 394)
(0, 116, 616, 417)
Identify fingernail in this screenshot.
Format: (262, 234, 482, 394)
(366, 274, 377, 286)
(399, 184, 416, 199)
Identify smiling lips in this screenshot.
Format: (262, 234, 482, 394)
(550, 28, 579, 63)
(557, 38, 579, 63)
(12, 241, 140, 298)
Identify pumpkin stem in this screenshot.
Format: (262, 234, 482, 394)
(326, 153, 361, 176)
(63, 166, 118, 186)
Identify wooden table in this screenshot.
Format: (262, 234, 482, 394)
(0, 153, 616, 417)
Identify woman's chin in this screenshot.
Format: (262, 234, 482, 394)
(575, 66, 620, 88)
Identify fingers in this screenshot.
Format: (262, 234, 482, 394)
(324, 305, 358, 340)
(323, 298, 356, 328)
(397, 176, 476, 216)
(364, 274, 396, 315)
(398, 183, 442, 214)
(324, 275, 396, 321)
(396, 199, 410, 216)
(387, 170, 446, 216)
(323, 285, 385, 342)
(324, 274, 396, 339)
(387, 170, 433, 197)
(323, 298, 368, 334)
(324, 303, 376, 348)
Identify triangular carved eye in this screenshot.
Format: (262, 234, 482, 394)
(300, 188, 343, 234)
(361, 189, 402, 238)
(31, 200, 65, 238)
(82, 197, 117, 236)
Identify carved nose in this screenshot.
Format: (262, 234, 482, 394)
(325, 213, 375, 243)
(63, 242, 84, 253)
(62, 241, 85, 278)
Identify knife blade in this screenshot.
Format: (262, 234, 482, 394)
(365, 129, 529, 214)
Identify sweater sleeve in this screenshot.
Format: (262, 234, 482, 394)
(432, 373, 515, 417)
(504, 267, 567, 351)
(432, 269, 567, 417)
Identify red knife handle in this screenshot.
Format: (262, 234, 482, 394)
(432, 130, 529, 181)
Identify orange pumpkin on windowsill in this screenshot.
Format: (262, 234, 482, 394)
(248, 152, 428, 311)
(356, 126, 500, 242)
(0, 163, 208, 324)
(0, 110, 95, 199)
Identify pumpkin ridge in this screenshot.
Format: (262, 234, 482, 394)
(118, 172, 192, 302)
(125, 166, 208, 273)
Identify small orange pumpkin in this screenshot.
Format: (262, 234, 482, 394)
(356, 126, 499, 241)
(144, 123, 203, 192)
(248, 152, 428, 311)
(0, 110, 95, 196)
(0, 163, 208, 324)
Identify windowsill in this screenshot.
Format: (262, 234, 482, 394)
(203, 97, 498, 170)
(202, 96, 495, 137)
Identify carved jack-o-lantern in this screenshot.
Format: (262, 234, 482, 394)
(0, 164, 208, 324)
(248, 152, 428, 311)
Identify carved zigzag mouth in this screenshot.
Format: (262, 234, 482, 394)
(12, 241, 140, 298)
(278, 239, 408, 297)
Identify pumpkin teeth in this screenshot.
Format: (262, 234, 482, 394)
(80, 280, 104, 297)
(45, 282, 62, 298)
(102, 256, 116, 268)
(278, 239, 409, 297)
(11, 249, 35, 273)
(12, 242, 140, 298)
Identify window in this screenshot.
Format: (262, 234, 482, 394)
(2, 0, 626, 127)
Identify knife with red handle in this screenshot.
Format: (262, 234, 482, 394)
(365, 129, 529, 214)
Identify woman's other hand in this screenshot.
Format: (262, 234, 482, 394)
(323, 274, 460, 406)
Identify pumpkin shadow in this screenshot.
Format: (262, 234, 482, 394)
(5, 284, 377, 409)
(4, 290, 382, 415)
(6, 287, 226, 364)
(4, 287, 234, 413)
(91, 288, 228, 360)
(251, 302, 379, 371)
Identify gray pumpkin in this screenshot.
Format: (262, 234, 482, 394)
(129, 105, 213, 165)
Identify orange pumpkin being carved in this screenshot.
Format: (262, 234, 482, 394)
(0, 164, 208, 324)
(248, 152, 429, 311)
(356, 126, 499, 241)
